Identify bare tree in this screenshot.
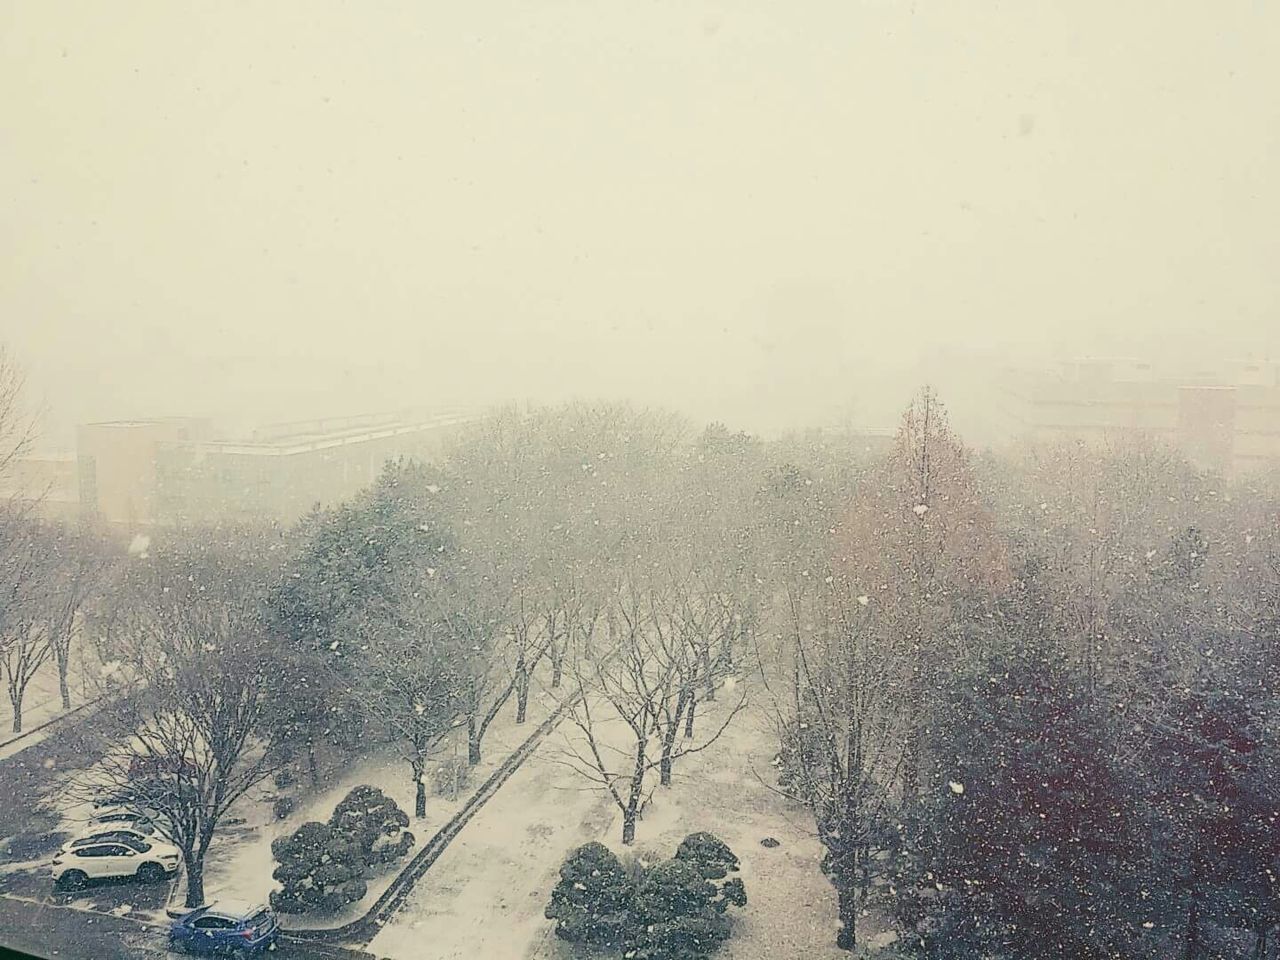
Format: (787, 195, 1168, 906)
(419, 558, 516, 766)
(837, 387, 1003, 798)
(0, 522, 51, 733)
(507, 588, 554, 725)
(559, 578, 745, 845)
(42, 525, 105, 710)
(765, 572, 908, 952)
(351, 581, 465, 819)
(0, 345, 36, 487)
(73, 535, 288, 907)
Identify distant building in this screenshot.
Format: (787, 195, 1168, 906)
(811, 424, 897, 457)
(77, 418, 211, 526)
(1000, 357, 1280, 474)
(0, 453, 80, 521)
(75, 411, 478, 527)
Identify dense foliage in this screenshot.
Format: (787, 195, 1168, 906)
(8, 386, 1278, 956)
(270, 821, 368, 914)
(270, 785, 414, 914)
(544, 842, 634, 947)
(545, 834, 747, 959)
(330, 785, 415, 866)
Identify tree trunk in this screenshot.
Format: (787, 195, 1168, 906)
(184, 857, 205, 908)
(901, 672, 922, 799)
(834, 880, 857, 951)
(622, 743, 646, 845)
(415, 776, 427, 819)
(550, 645, 563, 689)
(701, 649, 715, 701)
(622, 803, 638, 845)
(515, 654, 529, 724)
(684, 697, 697, 738)
(660, 741, 674, 786)
(57, 651, 72, 711)
(10, 690, 21, 734)
(307, 739, 319, 787)
(467, 711, 481, 765)
(1182, 891, 1201, 960)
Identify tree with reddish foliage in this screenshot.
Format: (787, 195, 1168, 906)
(835, 387, 1004, 798)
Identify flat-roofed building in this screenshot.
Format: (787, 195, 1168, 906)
(1000, 358, 1280, 475)
(71, 410, 478, 527)
(0, 453, 81, 521)
(76, 418, 212, 525)
(153, 410, 477, 524)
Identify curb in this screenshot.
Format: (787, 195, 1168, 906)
(283, 690, 581, 947)
(0, 696, 105, 757)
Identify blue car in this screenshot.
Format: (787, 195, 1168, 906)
(168, 899, 278, 956)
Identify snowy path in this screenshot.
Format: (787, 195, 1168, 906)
(0, 633, 103, 757)
(198, 684, 565, 926)
(370, 696, 856, 960)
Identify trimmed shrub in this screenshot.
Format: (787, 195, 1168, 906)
(329, 785, 414, 866)
(545, 835, 747, 958)
(675, 833, 740, 880)
(270, 821, 368, 914)
(544, 842, 634, 948)
(626, 859, 732, 960)
(676, 833, 747, 913)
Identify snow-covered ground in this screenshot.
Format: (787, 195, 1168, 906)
(370, 692, 862, 960)
(0, 632, 104, 757)
(198, 683, 564, 926)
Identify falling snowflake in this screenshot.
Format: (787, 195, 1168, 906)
(913, 504, 928, 517)
(857, 596, 870, 606)
(948, 781, 965, 795)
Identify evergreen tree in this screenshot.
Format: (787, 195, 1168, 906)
(270, 821, 368, 914)
(675, 833, 747, 912)
(544, 842, 634, 948)
(329, 785, 415, 866)
(626, 859, 736, 960)
(899, 649, 1144, 960)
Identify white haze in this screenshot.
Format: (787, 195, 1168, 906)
(3, 1, 1278, 445)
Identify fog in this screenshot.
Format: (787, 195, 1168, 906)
(4, 1, 1278, 446)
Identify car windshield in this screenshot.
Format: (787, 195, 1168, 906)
(4, 6, 1280, 960)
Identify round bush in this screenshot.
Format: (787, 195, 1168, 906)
(545, 842, 634, 948)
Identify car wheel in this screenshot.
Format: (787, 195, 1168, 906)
(136, 862, 167, 884)
(56, 870, 88, 891)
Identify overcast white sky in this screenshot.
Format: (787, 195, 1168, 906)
(3, 1, 1278, 447)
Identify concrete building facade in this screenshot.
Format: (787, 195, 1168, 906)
(1000, 358, 1280, 475)
(75, 411, 477, 527)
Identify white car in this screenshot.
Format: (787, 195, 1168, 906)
(51, 834, 180, 890)
(87, 809, 159, 835)
(67, 826, 157, 849)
